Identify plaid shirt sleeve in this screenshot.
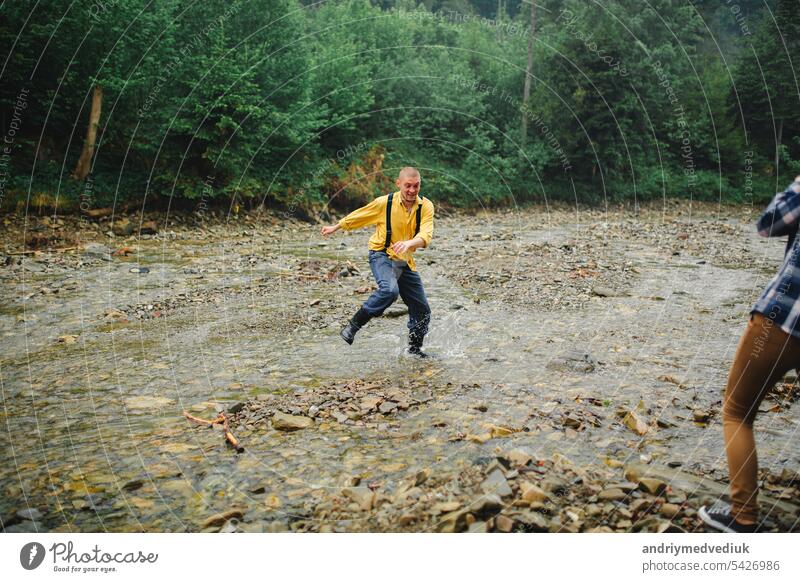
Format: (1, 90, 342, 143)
(757, 180, 800, 237)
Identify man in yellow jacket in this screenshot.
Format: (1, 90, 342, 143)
(320, 167, 435, 356)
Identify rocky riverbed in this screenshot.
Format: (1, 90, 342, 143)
(1, 202, 799, 533)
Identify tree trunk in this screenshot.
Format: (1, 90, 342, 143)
(72, 84, 103, 180)
(776, 117, 784, 178)
(521, 2, 537, 144)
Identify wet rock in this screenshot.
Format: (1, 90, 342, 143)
(546, 350, 599, 374)
(383, 307, 408, 318)
(481, 469, 513, 498)
(414, 470, 430, 486)
(122, 479, 144, 492)
(494, 515, 514, 532)
(4, 521, 40, 533)
(83, 243, 113, 260)
(598, 488, 627, 501)
(378, 401, 398, 414)
(504, 449, 532, 467)
(621, 411, 649, 436)
(591, 286, 621, 298)
(398, 514, 416, 526)
(472, 493, 503, 515)
(16, 508, 42, 521)
(519, 481, 548, 504)
(202, 508, 244, 529)
(638, 478, 666, 495)
(140, 220, 158, 235)
(228, 402, 245, 414)
(515, 510, 549, 531)
(660, 503, 680, 518)
(431, 501, 461, 514)
(272, 412, 314, 431)
(342, 487, 375, 511)
(112, 220, 135, 236)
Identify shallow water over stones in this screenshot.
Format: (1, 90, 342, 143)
(1, 205, 798, 532)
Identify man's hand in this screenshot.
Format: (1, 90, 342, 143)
(392, 238, 423, 255)
(320, 224, 340, 237)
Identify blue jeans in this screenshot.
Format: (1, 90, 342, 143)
(363, 250, 431, 338)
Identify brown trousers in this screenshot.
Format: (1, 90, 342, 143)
(723, 312, 800, 522)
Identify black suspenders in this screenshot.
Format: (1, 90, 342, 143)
(383, 192, 424, 251)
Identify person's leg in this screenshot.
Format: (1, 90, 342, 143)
(398, 266, 431, 353)
(363, 251, 401, 316)
(722, 313, 800, 524)
(341, 251, 400, 344)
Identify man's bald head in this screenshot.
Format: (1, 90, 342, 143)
(398, 167, 420, 179)
(396, 167, 421, 204)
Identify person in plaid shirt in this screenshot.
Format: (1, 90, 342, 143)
(700, 178, 800, 533)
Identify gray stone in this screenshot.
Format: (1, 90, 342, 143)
(16, 508, 42, 521)
(83, 243, 112, 260)
(481, 469, 513, 498)
(546, 350, 599, 374)
(378, 401, 398, 414)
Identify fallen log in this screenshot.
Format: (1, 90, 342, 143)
(183, 410, 244, 452)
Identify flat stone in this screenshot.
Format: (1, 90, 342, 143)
(598, 488, 627, 501)
(516, 510, 549, 531)
(378, 401, 398, 414)
(83, 243, 112, 260)
(16, 508, 42, 521)
(545, 350, 599, 374)
(519, 481, 549, 504)
(481, 469, 513, 498)
(383, 307, 408, 318)
(360, 396, 382, 411)
(432, 501, 461, 514)
(272, 412, 314, 431)
(591, 286, 621, 297)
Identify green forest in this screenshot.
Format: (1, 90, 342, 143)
(1, 0, 799, 214)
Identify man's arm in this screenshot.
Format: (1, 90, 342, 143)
(391, 200, 434, 254)
(320, 196, 384, 237)
(757, 178, 800, 238)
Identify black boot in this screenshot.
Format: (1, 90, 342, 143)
(340, 307, 372, 345)
(407, 332, 430, 358)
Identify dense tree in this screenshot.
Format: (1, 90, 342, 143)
(0, 0, 794, 211)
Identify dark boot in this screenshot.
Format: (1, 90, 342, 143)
(407, 331, 430, 358)
(340, 307, 372, 345)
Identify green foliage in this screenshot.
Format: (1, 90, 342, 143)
(0, 0, 793, 212)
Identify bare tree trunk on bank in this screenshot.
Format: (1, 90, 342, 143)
(521, 2, 537, 144)
(72, 85, 103, 180)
